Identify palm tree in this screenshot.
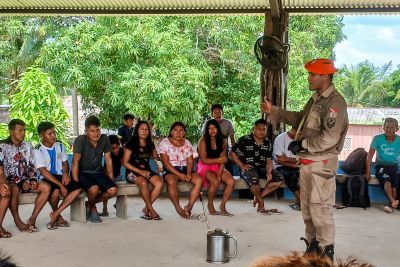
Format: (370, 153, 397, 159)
(338, 60, 391, 107)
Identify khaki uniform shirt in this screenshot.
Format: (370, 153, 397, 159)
(269, 84, 349, 161)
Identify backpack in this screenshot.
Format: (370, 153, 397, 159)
(341, 147, 368, 175)
(342, 175, 370, 209)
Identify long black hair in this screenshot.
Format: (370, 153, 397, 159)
(203, 119, 223, 157)
(126, 120, 153, 154)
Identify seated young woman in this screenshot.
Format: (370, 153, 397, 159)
(159, 122, 202, 219)
(123, 121, 163, 220)
(197, 119, 234, 216)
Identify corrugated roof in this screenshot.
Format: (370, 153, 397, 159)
(1, 0, 400, 15)
(348, 108, 400, 125)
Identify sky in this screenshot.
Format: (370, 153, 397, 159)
(334, 15, 400, 70)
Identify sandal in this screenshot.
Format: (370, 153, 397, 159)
(383, 206, 393, 213)
(140, 215, 152, 220)
(268, 208, 283, 215)
(219, 211, 234, 217)
(257, 208, 271, 215)
(0, 231, 12, 238)
(150, 215, 163, 221)
(46, 222, 58, 230)
(55, 220, 70, 227)
(27, 221, 39, 232)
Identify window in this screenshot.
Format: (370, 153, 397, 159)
(343, 137, 352, 151)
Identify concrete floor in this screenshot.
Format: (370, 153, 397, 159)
(0, 196, 398, 267)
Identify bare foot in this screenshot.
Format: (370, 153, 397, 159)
(252, 197, 258, 208)
(149, 209, 160, 219)
(177, 207, 189, 219)
(0, 227, 12, 238)
(184, 205, 192, 218)
(17, 221, 34, 233)
(26, 218, 38, 232)
(49, 212, 57, 226)
(391, 200, 399, 209)
(142, 207, 149, 216)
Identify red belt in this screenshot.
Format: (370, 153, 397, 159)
(299, 159, 315, 165)
(299, 159, 328, 165)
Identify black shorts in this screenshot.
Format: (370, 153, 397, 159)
(241, 167, 284, 187)
(126, 170, 159, 184)
(79, 172, 116, 192)
(375, 165, 400, 189)
(43, 174, 81, 194)
(275, 166, 300, 192)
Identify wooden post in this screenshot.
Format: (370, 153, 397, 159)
(260, 0, 289, 139)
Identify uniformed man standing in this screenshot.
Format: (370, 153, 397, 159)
(261, 58, 349, 261)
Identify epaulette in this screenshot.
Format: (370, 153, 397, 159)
(34, 143, 42, 150)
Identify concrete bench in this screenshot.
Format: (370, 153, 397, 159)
(17, 177, 267, 223)
(18, 175, 379, 223)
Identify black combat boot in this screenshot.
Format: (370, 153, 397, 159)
(320, 244, 335, 262)
(300, 237, 320, 255)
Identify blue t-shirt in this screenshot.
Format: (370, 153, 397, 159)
(370, 134, 400, 166)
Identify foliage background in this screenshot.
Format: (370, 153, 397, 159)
(1, 15, 399, 143)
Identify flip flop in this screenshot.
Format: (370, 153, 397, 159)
(56, 220, 70, 227)
(46, 223, 58, 230)
(268, 208, 283, 215)
(209, 211, 222, 216)
(0, 231, 12, 238)
(219, 211, 234, 217)
(140, 215, 152, 220)
(26, 221, 39, 232)
(257, 209, 271, 215)
(150, 216, 163, 221)
(188, 213, 202, 220)
(383, 206, 393, 213)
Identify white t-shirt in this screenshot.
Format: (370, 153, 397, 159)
(273, 132, 296, 169)
(34, 142, 68, 175)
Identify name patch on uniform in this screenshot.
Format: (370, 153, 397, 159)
(328, 107, 339, 118)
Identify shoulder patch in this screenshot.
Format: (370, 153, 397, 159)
(34, 144, 42, 150)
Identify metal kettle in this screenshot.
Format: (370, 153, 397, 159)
(206, 228, 237, 264)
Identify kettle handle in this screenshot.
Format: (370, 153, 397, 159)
(228, 235, 237, 258)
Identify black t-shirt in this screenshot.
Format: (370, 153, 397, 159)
(124, 139, 155, 172)
(73, 134, 111, 173)
(111, 147, 124, 178)
(232, 134, 272, 168)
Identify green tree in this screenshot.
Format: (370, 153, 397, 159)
(0, 16, 89, 103)
(36, 15, 345, 139)
(38, 17, 211, 139)
(287, 16, 345, 111)
(10, 67, 70, 145)
(338, 61, 392, 107)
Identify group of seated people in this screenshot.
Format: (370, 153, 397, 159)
(1, 103, 398, 239)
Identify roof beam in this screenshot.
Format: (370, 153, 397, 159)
(1, 6, 400, 15)
(269, 0, 280, 18)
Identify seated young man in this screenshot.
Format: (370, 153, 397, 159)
(366, 117, 400, 213)
(0, 119, 50, 233)
(34, 122, 81, 229)
(71, 116, 118, 223)
(230, 119, 284, 214)
(99, 135, 123, 217)
(273, 127, 301, 211)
